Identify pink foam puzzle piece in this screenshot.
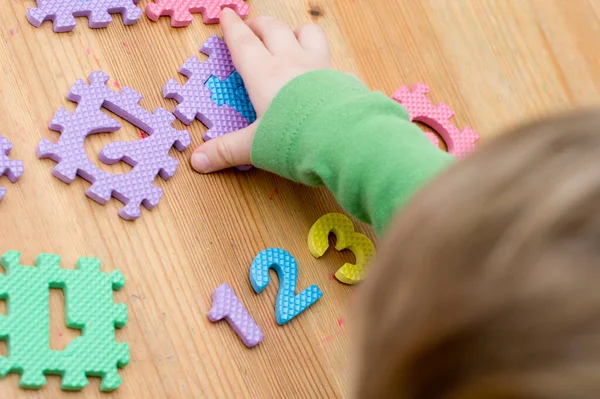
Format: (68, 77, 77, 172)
(164, 35, 250, 142)
(0, 135, 24, 201)
(207, 283, 264, 348)
(146, 0, 250, 27)
(27, 0, 142, 33)
(37, 71, 191, 220)
(392, 83, 479, 158)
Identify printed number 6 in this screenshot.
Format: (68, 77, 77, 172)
(308, 213, 375, 285)
(250, 248, 323, 325)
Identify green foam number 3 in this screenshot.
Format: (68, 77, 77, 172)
(0, 251, 129, 392)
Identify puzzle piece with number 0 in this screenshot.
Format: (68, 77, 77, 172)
(308, 213, 375, 285)
(27, 0, 142, 32)
(392, 83, 479, 158)
(0, 251, 128, 392)
(0, 135, 24, 201)
(146, 0, 250, 27)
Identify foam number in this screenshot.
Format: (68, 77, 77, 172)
(308, 213, 375, 285)
(207, 283, 264, 348)
(250, 249, 323, 325)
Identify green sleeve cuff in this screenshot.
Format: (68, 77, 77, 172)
(251, 70, 369, 179)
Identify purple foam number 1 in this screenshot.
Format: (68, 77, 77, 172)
(207, 283, 263, 348)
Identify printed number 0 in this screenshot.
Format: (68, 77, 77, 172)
(250, 248, 323, 325)
(308, 213, 375, 285)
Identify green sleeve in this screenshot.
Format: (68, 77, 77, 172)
(251, 70, 454, 235)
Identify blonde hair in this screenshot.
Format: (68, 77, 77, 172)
(353, 110, 600, 398)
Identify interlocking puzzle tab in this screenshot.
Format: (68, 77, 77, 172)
(392, 83, 479, 158)
(27, 0, 143, 33)
(308, 213, 375, 285)
(0, 251, 129, 392)
(37, 71, 191, 220)
(0, 135, 24, 201)
(164, 35, 255, 141)
(208, 283, 263, 348)
(146, 0, 250, 27)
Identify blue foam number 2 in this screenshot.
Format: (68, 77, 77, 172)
(250, 248, 323, 325)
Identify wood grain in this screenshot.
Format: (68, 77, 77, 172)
(1, 0, 599, 397)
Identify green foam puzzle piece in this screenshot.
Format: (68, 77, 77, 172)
(0, 251, 129, 392)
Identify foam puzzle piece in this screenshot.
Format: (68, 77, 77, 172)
(250, 248, 323, 325)
(146, 0, 250, 27)
(206, 71, 256, 123)
(0, 251, 128, 392)
(0, 135, 24, 201)
(308, 213, 375, 285)
(37, 71, 191, 220)
(392, 83, 479, 158)
(164, 35, 253, 141)
(27, 0, 142, 33)
(207, 283, 263, 348)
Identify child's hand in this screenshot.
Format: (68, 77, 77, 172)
(191, 8, 332, 173)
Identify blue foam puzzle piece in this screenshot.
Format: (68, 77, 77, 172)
(249, 248, 322, 325)
(205, 71, 257, 123)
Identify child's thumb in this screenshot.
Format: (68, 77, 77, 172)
(191, 122, 257, 173)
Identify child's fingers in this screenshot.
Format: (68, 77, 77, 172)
(220, 8, 270, 77)
(294, 24, 330, 61)
(191, 122, 257, 173)
(246, 16, 302, 55)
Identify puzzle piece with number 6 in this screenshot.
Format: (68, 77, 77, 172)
(27, 0, 142, 33)
(146, 0, 250, 27)
(37, 71, 191, 220)
(0, 251, 128, 392)
(0, 135, 24, 201)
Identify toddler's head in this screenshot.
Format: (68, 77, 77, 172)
(354, 110, 600, 398)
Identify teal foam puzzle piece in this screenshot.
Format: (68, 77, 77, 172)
(250, 248, 322, 325)
(205, 71, 257, 123)
(0, 251, 129, 392)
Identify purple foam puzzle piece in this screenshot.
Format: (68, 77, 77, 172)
(207, 283, 264, 348)
(0, 135, 24, 201)
(27, 0, 142, 33)
(37, 71, 191, 220)
(164, 35, 251, 141)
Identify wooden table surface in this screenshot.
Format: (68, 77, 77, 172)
(1, 0, 600, 397)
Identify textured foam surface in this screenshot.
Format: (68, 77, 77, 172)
(37, 71, 191, 220)
(207, 283, 263, 348)
(308, 213, 375, 285)
(206, 71, 256, 123)
(0, 135, 24, 201)
(164, 35, 252, 141)
(27, 0, 142, 33)
(0, 251, 128, 392)
(250, 248, 322, 325)
(146, 0, 250, 27)
(392, 83, 479, 158)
